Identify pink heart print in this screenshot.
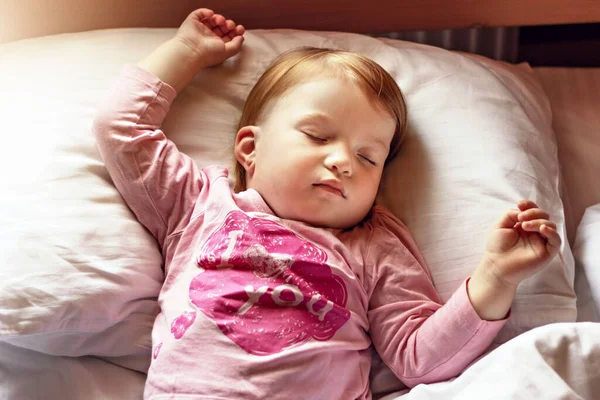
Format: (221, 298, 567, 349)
(171, 311, 196, 339)
(190, 210, 350, 355)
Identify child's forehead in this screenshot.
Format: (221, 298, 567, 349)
(256, 65, 395, 128)
(269, 76, 364, 109)
(256, 87, 326, 125)
(255, 76, 339, 121)
(275, 78, 390, 118)
(284, 77, 350, 97)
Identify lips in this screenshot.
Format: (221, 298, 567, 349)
(314, 180, 345, 197)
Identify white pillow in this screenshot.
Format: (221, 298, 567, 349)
(0, 28, 575, 376)
(375, 45, 576, 343)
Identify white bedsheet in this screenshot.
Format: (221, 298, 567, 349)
(385, 322, 600, 400)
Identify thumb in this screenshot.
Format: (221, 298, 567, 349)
(494, 209, 519, 229)
(224, 35, 244, 58)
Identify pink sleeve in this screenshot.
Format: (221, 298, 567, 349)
(366, 206, 508, 388)
(92, 64, 202, 248)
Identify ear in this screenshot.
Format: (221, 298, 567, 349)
(234, 125, 260, 177)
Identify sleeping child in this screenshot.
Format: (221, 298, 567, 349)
(92, 7, 562, 399)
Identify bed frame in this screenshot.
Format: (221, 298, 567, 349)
(2, 0, 600, 44)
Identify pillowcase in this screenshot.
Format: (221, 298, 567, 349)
(0, 27, 575, 378)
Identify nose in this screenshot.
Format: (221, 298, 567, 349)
(324, 145, 353, 176)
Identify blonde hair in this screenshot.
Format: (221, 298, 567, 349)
(234, 47, 408, 192)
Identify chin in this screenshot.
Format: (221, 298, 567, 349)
(275, 200, 370, 229)
(304, 213, 364, 230)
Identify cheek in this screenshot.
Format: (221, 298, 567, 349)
(257, 148, 313, 188)
(280, 143, 317, 169)
(359, 170, 382, 196)
(261, 131, 306, 161)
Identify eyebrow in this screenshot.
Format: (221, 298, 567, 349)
(298, 113, 390, 153)
(297, 113, 336, 129)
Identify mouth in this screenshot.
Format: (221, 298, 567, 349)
(314, 183, 345, 198)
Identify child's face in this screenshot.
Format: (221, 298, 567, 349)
(235, 78, 395, 229)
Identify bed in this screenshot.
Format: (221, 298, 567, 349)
(1, 1, 599, 399)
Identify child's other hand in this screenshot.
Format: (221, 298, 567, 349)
(174, 8, 246, 68)
(482, 200, 562, 287)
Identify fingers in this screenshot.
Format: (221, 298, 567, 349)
(515, 200, 551, 226)
(516, 200, 556, 232)
(219, 20, 236, 43)
(496, 200, 543, 229)
(521, 219, 556, 232)
(228, 24, 246, 40)
(518, 207, 549, 222)
(190, 8, 245, 46)
(224, 19, 236, 32)
(235, 25, 246, 36)
(520, 218, 562, 249)
(191, 8, 215, 21)
(544, 225, 562, 248)
(222, 19, 245, 37)
(517, 199, 539, 211)
(210, 14, 227, 36)
(204, 13, 244, 41)
(540, 224, 562, 248)
(515, 199, 557, 233)
(224, 35, 245, 57)
(498, 200, 558, 230)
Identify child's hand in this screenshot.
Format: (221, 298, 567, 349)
(174, 8, 246, 68)
(482, 200, 562, 287)
(138, 8, 246, 93)
(467, 200, 561, 320)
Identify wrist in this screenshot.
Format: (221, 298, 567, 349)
(171, 36, 213, 68)
(467, 261, 517, 321)
(474, 257, 520, 290)
(138, 38, 208, 93)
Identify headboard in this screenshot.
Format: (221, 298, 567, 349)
(2, 0, 600, 44)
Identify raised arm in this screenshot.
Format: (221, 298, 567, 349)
(138, 8, 245, 93)
(92, 8, 245, 248)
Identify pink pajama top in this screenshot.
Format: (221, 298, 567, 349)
(93, 65, 507, 400)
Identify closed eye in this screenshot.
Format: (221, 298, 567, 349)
(359, 154, 377, 166)
(304, 132, 327, 142)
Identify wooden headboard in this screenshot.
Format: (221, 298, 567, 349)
(2, 0, 600, 44)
